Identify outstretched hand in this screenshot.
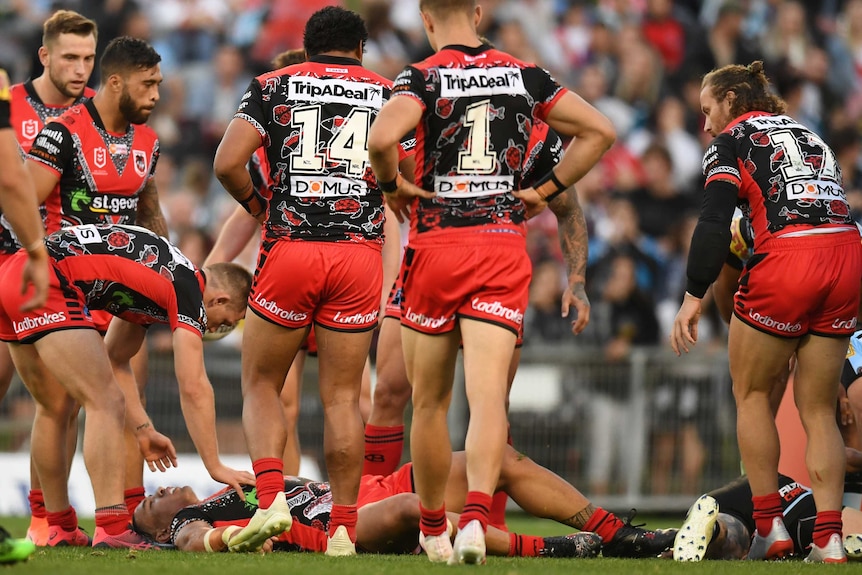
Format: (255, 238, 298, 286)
(209, 464, 256, 501)
(138, 428, 178, 472)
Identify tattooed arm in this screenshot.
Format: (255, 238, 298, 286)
(136, 179, 169, 238)
(548, 187, 590, 335)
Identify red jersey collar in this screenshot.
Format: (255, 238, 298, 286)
(722, 111, 774, 133)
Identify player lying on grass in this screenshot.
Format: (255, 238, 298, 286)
(132, 445, 676, 557)
(674, 466, 862, 562)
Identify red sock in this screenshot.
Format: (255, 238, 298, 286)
(94, 504, 130, 536)
(363, 424, 404, 476)
(419, 503, 448, 536)
(329, 504, 358, 542)
(812, 510, 843, 548)
(28, 490, 46, 519)
(124, 487, 146, 516)
(583, 508, 626, 543)
(459, 491, 492, 531)
(752, 492, 783, 536)
(489, 491, 508, 530)
(252, 457, 284, 508)
(508, 532, 544, 557)
(46, 506, 78, 532)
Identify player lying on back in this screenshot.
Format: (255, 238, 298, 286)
(132, 444, 676, 557)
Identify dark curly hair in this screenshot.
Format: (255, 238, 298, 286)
(303, 6, 368, 57)
(702, 60, 786, 117)
(100, 36, 161, 78)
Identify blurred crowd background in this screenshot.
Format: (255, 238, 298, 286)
(0, 0, 858, 500)
(0, 0, 858, 351)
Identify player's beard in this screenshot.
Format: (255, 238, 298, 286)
(119, 88, 151, 125)
(49, 68, 84, 100)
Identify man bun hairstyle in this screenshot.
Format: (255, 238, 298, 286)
(100, 36, 161, 79)
(272, 48, 306, 69)
(702, 60, 786, 117)
(303, 6, 368, 57)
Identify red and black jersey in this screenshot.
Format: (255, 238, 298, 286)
(235, 54, 413, 246)
(249, 146, 272, 200)
(390, 44, 565, 243)
(45, 224, 206, 336)
(27, 99, 159, 232)
(522, 121, 563, 187)
(0, 81, 93, 254)
(169, 478, 330, 552)
(0, 70, 17, 255)
(703, 112, 854, 251)
(10, 81, 94, 153)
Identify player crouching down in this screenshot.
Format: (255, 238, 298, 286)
(0, 223, 251, 548)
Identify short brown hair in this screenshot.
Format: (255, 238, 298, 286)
(702, 60, 786, 117)
(419, 0, 476, 17)
(42, 10, 98, 47)
(206, 262, 252, 312)
(272, 49, 306, 69)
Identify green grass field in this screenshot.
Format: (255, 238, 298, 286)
(1, 514, 857, 574)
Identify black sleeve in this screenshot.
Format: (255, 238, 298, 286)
(685, 179, 739, 298)
(0, 68, 10, 129)
(0, 100, 9, 129)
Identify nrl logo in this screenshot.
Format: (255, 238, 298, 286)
(93, 147, 106, 168)
(21, 120, 39, 140)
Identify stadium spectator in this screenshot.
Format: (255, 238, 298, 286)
(582, 252, 660, 496)
(625, 142, 695, 246)
(671, 61, 860, 563)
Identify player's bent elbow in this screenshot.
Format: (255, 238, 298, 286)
(594, 117, 616, 151)
(212, 149, 243, 185)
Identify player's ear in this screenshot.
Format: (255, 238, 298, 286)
(155, 526, 171, 543)
(724, 90, 736, 107)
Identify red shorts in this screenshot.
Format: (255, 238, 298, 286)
(0, 251, 17, 271)
(249, 240, 382, 332)
(400, 234, 530, 336)
(357, 462, 414, 508)
(735, 231, 862, 338)
(90, 309, 113, 334)
(0, 252, 94, 343)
